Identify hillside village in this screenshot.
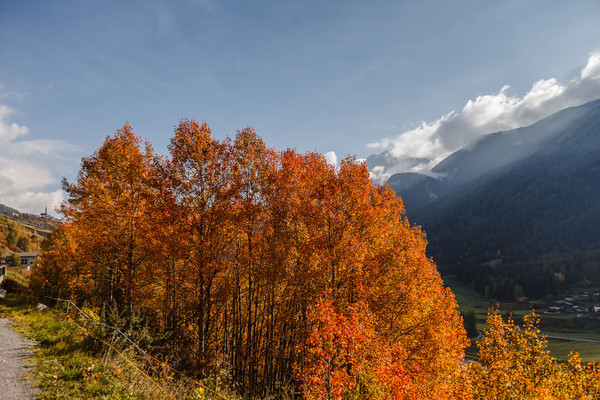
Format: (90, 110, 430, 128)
(0, 204, 57, 282)
(546, 292, 600, 316)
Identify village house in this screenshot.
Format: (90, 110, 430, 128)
(2, 252, 41, 268)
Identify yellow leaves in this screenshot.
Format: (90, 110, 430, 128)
(469, 308, 600, 399)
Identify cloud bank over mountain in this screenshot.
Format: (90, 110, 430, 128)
(367, 53, 600, 181)
(0, 91, 80, 215)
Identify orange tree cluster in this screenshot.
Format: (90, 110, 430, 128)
(30, 121, 600, 399)
(31, 121, 466, 398)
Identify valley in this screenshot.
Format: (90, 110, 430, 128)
(448, 277, 600, 362)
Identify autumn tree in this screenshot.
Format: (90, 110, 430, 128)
(30, 224, 79, 299)
(300, 293, 377, 400)
(6, 227, 17, 248)
(158, 119, 237, 369)
(269, 151, 468, 398)
(60, 123, 157, 320)
(9, 252, 21, 266)
(299, 291, 437, 400)
(17, 235, 31, 252)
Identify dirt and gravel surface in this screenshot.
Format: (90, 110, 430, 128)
(0, 318, 37, 399)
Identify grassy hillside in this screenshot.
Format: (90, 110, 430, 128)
(0, 204, 59, 253)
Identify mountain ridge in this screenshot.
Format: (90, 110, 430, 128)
(379, 98, 600, 300)
(383, 98, 600, 211)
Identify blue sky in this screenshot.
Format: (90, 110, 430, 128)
(2, 0, 600, 214)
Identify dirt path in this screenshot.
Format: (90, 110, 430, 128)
(0, 318, 37, 399)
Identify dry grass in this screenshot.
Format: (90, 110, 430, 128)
(0, 293, 237, 399)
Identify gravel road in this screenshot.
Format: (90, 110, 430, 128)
(0, 318, 36, 399)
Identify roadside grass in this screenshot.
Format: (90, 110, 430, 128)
(0, 288, 237, 399)
(0, 293, 146, 399)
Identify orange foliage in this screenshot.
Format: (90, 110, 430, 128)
(299, 291, 429, 400)
(34, 120, 468, 398)
(36, 120, 600, 398)
(57, 123, 157, 314)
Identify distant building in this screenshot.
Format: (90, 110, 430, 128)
(19, 252, 39, 267)
(3, 252, 40, 267)
(41, 206, 49, 218)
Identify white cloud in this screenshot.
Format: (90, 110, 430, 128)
(0, 105, 29, 144)
(3, 139, 80, 157)
(368, 52, 600, 181)
(581, 53, 600, 80)
(324, 151, 337, 166)
(0, 157, 58, 191)
(0, 94, 80, 215)
(0, 190, 65, 217)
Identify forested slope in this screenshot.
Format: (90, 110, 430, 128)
(0, 203, 60, 253)
(408, 100, 600, 300)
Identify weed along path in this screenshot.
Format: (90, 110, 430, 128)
(0, 318, 36, 399)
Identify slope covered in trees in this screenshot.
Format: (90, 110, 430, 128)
(381, 99, 600, 300)
(0, 215, 44, 253)
(0, 204, 58, 254)
(419, 102, 600, 300)
(31, 121, 468, 398)
(0, 204, 58, 236)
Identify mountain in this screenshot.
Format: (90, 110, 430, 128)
(385, 99, 600, 211)
(382, 99, 600, 300)
(386, 172, 448, 209)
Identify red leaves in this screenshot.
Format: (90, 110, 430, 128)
(300, 295, 373, 399)
(299, 292, 433, 400)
